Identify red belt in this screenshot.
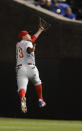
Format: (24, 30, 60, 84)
(28, 63, 33, 65)
(17, 63, 33, 67)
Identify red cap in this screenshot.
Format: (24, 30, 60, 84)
(18, 30, 29, 40)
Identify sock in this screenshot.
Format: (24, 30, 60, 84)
(35, 84, 43, 100)
(19, 89, 25, 98)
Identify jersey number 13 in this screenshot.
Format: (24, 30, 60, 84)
(17, 47, 23, 58)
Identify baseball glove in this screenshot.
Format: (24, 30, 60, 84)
(39, 17, 51, 31)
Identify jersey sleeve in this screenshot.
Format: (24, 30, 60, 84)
(26, 41, 33, 48)
(25, 41, 33, 54)
(31, 35, 37, 43)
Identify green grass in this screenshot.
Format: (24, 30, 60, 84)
(0, 118, 82, 131)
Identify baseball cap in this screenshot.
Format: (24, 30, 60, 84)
(18, 30, 29, 40)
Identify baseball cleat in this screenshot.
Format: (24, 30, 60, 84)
(21, 97, 27, 113)
(39, 99, 46, 108)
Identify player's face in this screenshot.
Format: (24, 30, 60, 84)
(25, 34, 31, 41)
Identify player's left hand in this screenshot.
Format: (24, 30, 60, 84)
(39, 17, 51, 31)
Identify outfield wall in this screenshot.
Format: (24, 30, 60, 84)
(0, 0, 82, 120)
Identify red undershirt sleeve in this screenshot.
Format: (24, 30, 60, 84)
(31, 35, 37, 43)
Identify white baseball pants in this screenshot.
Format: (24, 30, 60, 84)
(16, 64, 41, 92)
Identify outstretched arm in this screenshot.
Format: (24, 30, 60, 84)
(31, 28, 44, 43)
(34, 28, 44, 38)
(31, 17, 50, 43)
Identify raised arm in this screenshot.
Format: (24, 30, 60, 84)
(27, 28, 44, 53)
(31, 28, 44, 43)
(34, 28, 44, 38)
(31, 17, 50, 43)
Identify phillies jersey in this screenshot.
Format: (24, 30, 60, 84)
(16, 40, 35, 66)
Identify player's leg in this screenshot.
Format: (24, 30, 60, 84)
(35, 84, 46, 107)
(17, 68, 28, 113)
(31, 66, 46, 107)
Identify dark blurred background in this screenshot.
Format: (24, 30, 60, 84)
(0, 0, 82, 120)
(67, 0, 82, 20)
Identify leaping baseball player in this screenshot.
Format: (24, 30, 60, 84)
(16, 18, 50, 113)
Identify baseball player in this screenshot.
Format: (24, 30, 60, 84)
(16, 18, 49, 113)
